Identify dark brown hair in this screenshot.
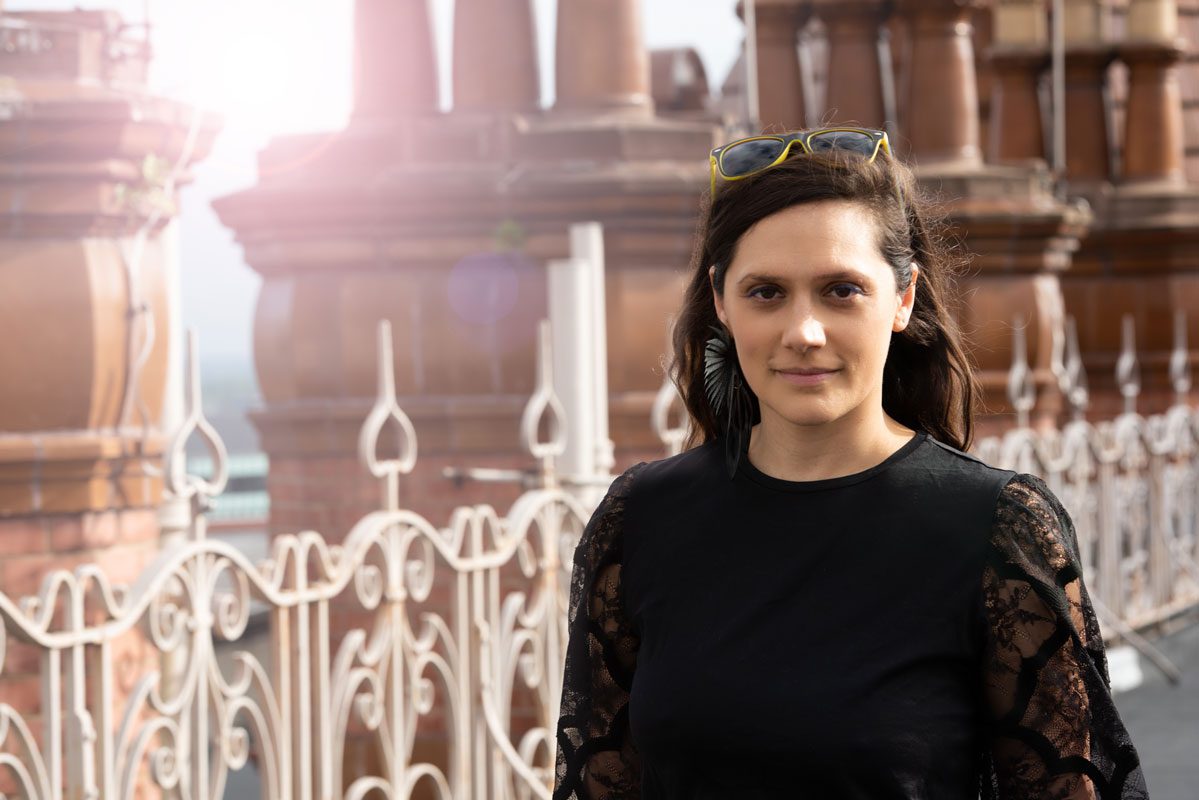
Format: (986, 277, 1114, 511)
(671, 151, 978, 451)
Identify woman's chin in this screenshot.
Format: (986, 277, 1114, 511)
(762, 401, 845, 429)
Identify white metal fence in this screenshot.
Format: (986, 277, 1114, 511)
(976, 313, 1199, 638)
(0, 308, 1196, 798)
(1, 321, 592, 800)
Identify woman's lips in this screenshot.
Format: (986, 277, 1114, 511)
(774, 369, 838, 386)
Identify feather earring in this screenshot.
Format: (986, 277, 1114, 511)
(703, 324, 755, 479)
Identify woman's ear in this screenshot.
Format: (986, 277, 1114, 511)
(710, 265, 729, 327)
(893, 263, 919, 332)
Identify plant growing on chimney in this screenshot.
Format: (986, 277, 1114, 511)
(113, 152, 176, 219)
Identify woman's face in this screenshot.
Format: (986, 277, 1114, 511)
(710, 199, 918, 431)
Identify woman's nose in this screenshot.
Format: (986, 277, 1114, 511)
(781, 312, 826, 350)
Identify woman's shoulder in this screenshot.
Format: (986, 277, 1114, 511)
(913, 438, 1076, 539)
(988, 472, 1082, 570)
(586, 445, 722, 555)
(919, 433, 1008, 473)
(622, 438, 724, 495)
(909, 432, 1018, 496)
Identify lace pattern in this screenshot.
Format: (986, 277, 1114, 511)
(979, 473, 1149, 799)
(553, 463, 647, 800)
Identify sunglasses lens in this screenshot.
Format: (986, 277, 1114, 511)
(807, 130, 877, 157)
(720, 138, 787, 178)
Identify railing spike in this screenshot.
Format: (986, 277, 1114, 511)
(520, 319, 568, 486)
(651, 375, 687, 458)
(162, 328, 229, 537)
(1170, 310, 1192, 403)
(1116, 314, 1141, 415)
(377, 318, 397, 404)
(1050, 308, 1068, 396)
(1006, 316, 1036, 429)
(358, 319, 418, 512)
(651, 319, 688, 457)
(1064, 315, 1089, 420)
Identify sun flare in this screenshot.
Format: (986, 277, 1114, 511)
(163, 0, 352, 137)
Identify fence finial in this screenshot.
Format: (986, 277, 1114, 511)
(651, 376, 688, 458)
(1116, 314, 1141, 415)
(1170, 311, 1191, 404)
(520, 319, 567, 486)
(358, 319, 418, 512)
(1063, 315, 1089, 420)
(163, 328, 228, 535)
(652, 323, 688, 457)
(1051, 308, 1068, 396)
(1007, 316, 1036, 428)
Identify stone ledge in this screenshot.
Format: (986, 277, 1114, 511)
(0, 430, 163, 515)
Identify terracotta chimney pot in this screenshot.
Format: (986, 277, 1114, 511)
(352, 0, 438, 118)
(555, 0, 652, 113)
(453, 0, 540, 112)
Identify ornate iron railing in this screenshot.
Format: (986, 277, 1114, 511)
(0, 310, 1196, 798)
(0, 321, 588, 799)
(971, 313, 1199, 680)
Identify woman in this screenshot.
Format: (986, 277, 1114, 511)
(552, 129, 1148, 799)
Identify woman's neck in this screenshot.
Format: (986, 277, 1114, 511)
(745, 406, 916, 483)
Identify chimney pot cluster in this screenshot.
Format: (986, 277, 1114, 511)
(351, 0, 655, 119)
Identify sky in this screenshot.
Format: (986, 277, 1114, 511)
(9, 0, 745, 367)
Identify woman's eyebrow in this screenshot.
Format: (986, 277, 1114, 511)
(736, 269, 875, 286)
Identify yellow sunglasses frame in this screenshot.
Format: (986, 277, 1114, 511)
(709, 127, 893, 196)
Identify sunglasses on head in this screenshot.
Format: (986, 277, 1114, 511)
(709, 127, 892, 196)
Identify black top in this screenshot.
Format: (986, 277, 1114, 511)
(552, 432, 1149, 799)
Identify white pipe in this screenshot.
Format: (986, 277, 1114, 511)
(571, 222, 614, 492)
(157, 222, 192, 547)
(547, 256, 597, 500)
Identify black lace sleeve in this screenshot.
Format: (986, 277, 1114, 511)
(553, 463, 647, 800)
(979, 473, 1149, 799)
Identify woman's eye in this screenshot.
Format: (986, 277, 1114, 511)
(829, 283, 864, 301)
(747, 286, 782, 301)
